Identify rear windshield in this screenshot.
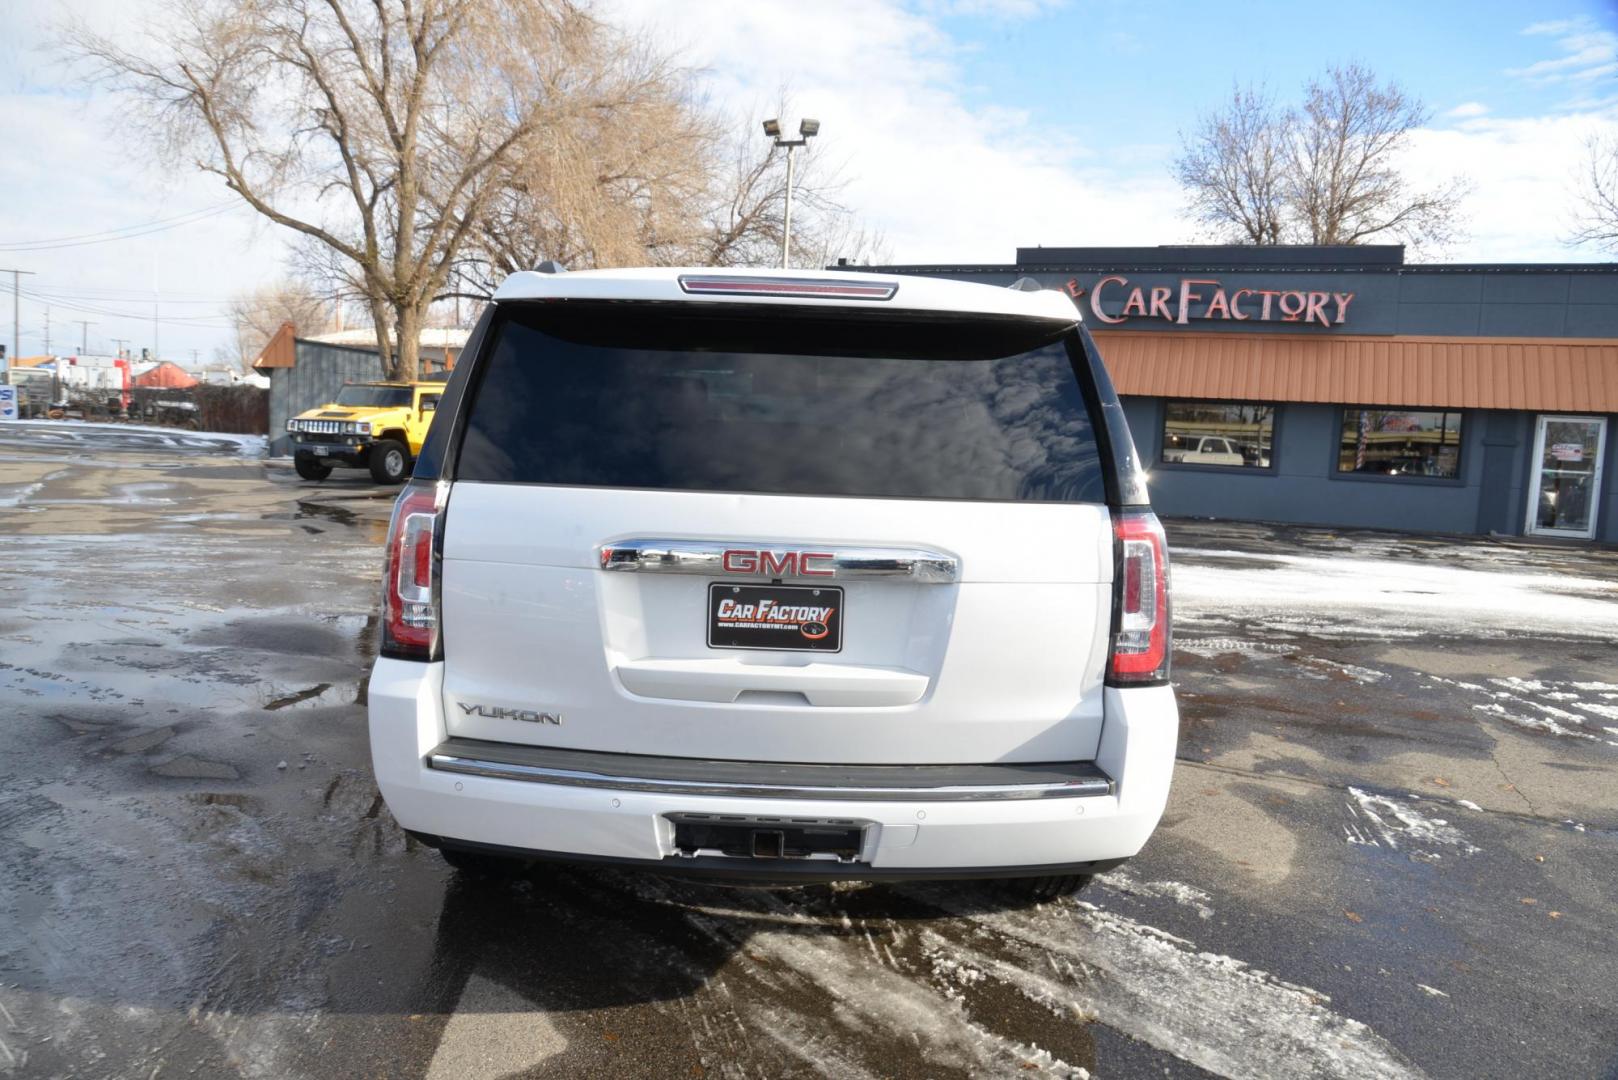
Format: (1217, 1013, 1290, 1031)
(455, 303, 1105, 503)
(336, 384, 411, 407)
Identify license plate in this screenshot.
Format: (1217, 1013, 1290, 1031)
(708, 583, 843, 652)
(313, 446, 329, 456)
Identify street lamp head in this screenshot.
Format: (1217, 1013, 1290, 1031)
(762, 118, 781, 138)
(799, 118, 820, 138)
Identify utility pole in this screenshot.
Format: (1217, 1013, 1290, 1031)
(2, 268, 36, 379)
(44, 306, 51, 354)
(111, 337, 130, 358)
(75, 320, 95, 355)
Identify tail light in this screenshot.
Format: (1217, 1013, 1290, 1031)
(382, 481, 445, 661)
(1107, 510, 1170, 685)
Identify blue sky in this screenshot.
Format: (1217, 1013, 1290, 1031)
(1, 0, 1615, 362)
(941, 0, 1614, 133)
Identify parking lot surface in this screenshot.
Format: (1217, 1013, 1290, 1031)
(2, 422, 1616, 1079)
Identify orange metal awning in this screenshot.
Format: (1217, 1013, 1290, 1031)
(252, 321, 297, 370)
(1091, 331, 1618, 413)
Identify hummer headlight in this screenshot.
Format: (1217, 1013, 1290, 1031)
(359, 422, 371, 436)
(286, 419, 297, 432)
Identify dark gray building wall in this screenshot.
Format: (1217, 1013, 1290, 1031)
(266, 341, 385, 456)
(1122, 397, 1618, 543)
(873, 248, 1618, 340)
(1124, 399, 1488, 533)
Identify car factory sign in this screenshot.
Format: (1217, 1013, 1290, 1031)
(1064, 275, 1356, 328)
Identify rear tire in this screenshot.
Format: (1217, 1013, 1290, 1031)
(368, 439, 410, 484)
(439, 846, 530, 878)
(294, 456, 332, 481)
(1018, 873, 1093, 903)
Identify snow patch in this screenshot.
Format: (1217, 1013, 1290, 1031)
(1473, 702, 1597, 741)
(945, 901, 1421, 1079)
(1174, 548, 1618, 641)
(1102, 871, 1216, 919)
(1346, 787, 1481, 856)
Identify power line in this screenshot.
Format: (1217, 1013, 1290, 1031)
(16, 287, 235, 329)
(0, 202, 239, 253)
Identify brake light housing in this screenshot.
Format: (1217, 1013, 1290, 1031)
(1107, 510, 1171, 686)
(382, 481, 445, 661)
(677, 274, 898, 301)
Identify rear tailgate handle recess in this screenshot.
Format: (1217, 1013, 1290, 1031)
(615, 658, 929, 707)
(599, 539, 959, 584)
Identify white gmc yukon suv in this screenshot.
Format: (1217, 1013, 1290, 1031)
(368, 266, 1177, 900)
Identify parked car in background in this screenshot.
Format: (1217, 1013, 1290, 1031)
(287, 382, 442, 483)
(367, 266, 1178, 902)
(1161, 434, 1245, 467)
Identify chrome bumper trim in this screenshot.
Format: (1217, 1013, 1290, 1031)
(426, 742, 1111, 801)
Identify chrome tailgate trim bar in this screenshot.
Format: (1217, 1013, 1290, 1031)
(427, 739, 1111, 801)
(598, 539, 959, 584)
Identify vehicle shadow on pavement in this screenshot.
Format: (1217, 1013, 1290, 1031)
(419, 860, 1046, 1013)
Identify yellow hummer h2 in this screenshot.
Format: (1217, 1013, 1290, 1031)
(287, 382, 443, 484)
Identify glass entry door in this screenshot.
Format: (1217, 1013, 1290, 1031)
(1526, 415, 1607, 539)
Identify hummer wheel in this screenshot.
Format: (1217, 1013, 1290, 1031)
(294, 456, 332, 481)
(369, 439, 410, 484)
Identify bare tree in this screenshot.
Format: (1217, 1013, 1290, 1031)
(1175, 64, 1469, 251)
(455, 95, 873, 294)
(1289, 64, 1468, 247)
(1568, 132, 1618, 254)
(227, 279, 331, 371)
(1176, 85, 1290, 245)
(455, 45, 716, 288)
(66, 0, 628, 380)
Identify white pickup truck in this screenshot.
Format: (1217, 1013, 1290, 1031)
(1162, 435, 1245, 466)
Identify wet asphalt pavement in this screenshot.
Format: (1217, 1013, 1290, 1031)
(2, 422, 1616, 1079)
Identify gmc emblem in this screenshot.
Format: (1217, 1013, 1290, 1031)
(721, 549, 835, 577)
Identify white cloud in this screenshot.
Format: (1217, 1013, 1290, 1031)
(603, 0, 1185, 263)
(1404, 110, 1618, 261)
(1445, 101, 1490, 119)
(1508, 16, 1618, 84)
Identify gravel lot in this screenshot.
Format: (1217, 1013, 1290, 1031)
(2, 421, 1616, 1079)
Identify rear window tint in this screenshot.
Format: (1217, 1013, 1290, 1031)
(455, 303, 1105, 503)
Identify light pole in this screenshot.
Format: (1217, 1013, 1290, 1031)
(762, 118, 819, 269)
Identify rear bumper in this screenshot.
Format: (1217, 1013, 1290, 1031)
(367, 657, 1179, 877)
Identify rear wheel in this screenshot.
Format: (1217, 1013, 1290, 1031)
(1017, 873, 1093, 903)
(368, 439, 410, 484)
(294, 456, 332, 481)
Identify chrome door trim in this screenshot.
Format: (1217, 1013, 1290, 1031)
(597, 539, 959, 584)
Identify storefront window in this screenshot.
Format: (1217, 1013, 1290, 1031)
(1161, 402, 1276, 469)
(1338, 409, 1463, 479)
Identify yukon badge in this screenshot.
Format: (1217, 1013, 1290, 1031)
(458, 702, 561, 725)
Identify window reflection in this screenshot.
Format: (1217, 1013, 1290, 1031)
(458, 307, 1107, 503)
(1338, 409, 1463, 479)
(1161, 402, 1275, 469)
